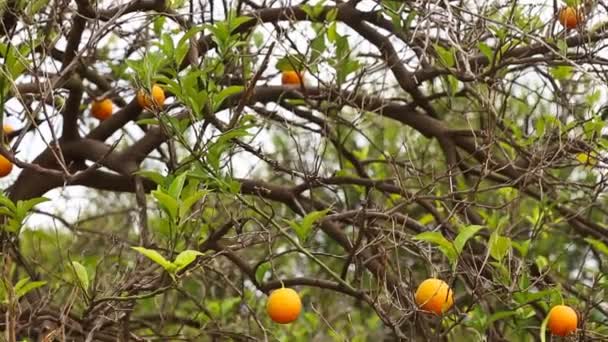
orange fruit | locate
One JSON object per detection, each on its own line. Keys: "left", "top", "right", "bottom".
{"left": 266, "top": 287, "right": 302, "bottom": 324}
{"left": 547, "top": 305, "right": 578, "bottom": 336}
{"left": 136, "top": 84, "right": 165, "bottom": 110}
{"left": 3, "top": 124, "right": 13, "bottom": 134}
{"left": 91, "top": 98, "right": 113, "bottom": 121}
{"left": 558, "top": 7, "right": 582, "bottom": 29}
{"left": 0, "top": 154, "right": 13, "bottom": 177}
{"left": 414, "top": 278, "right": 454, "bottom": 315}
{"left": 3, "top": 124, "right": 13, "bottom": 143}
{"left": 281, "top": 71, "right": 303, "bottom": 86}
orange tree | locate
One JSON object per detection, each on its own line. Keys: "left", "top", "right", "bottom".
{"left": 1, "top": 0, "right": 608, "bottom": 340}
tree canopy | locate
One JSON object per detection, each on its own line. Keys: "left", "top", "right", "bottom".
{"left": 1, "top": 0, "right": 608, "bottom": 341}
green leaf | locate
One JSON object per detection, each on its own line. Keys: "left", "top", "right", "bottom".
{"left": 327, "top": 22, "right": 337, "bottom": 43}
{"left": 585, "top": 238, "right": 608, "bottom": 256}
{"left": 16, "top": 197, "right": 49, "bottom": 218}
{"left": 0, "top": 194, "right": 17, "bottom": 212}
{"left": 152, "top": 190, "right": 179, "bottom": 219}
{"left": 478, "top": 42, "right": 494, "bottom": 62}
{"left": 175, "top": 26, "right": 205, "bottom": 65}
{"left": 535, "top": 255, "right": 549, "bottom": 271}
{"left": 514, "top": 289, "right": 555, "bottom": 305}
{"left": 14, "top": 277, "right": 46, "bottom": 299}
{"left": 227, "top": 15, "right": 252, "bottom": 32}
{"left": 512, "top": 239, "right": 531, "bottom": 257}
{"left": 489, "top": 232, "right": 511, "bottom": 262}
{"left": 69, "top": 261, "right": 89, "bottom": 293}
{"left": 326, "top": 8, "right": 338, "bottom": 21}
{"left": 179, "top": 190, "right": 207, "bottom": 221}
{"left": 540, "top": 310, "right": 549, "bottom": 342}
{"left": 310, "top": 34, "right": 326, "bottom": 67}
{"left": 135, "top": 118, "right": 160, "bottom": 125}
{"left": 255, "top": 262, "right": 270, "bottom": 284}
{"left": 132, "top": 246, "right": 176, "bottom": 273}
{"left": 27, "top": 0, "right": 48, "bottom": 15}
{"left": 435, "top": 44, "right": 455, "bottom": 68}
{"left": 289, "top": 209, "right": 330, "bottom": 242}
{"left": 488, "top": 310, "right": 518, "bottom": 325}
{"left": 276, "top": 54, "right": 306, "bottom": 72}
{"left": 168, "top": 172, "right": 188, "bottom": 199}
{"left": 206, "top": 128, "right": 251, "bottom": 171}
{"left": 213, "top": 85, "right": 244, "bottom": 112}
{"left": 173, "top": 250, "right": 204, "bottom": 272}
{"left": 134, "top": 170, "right": 165, "bottom": 186}
{"left": 413, "top": 231, "right": 457, "bottom": 264}
{"left": 550, "top": 66, "right": 573, "bottom": 80}
{"left": 557, "top": 39, "right": 568, "bottom": 55}
{"left": 454, "top": 225, "right": 484, "bottom": 254}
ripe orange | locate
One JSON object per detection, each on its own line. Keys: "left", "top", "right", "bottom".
{"left": 0, "top": 154, "right": 13, "bottom": 177}
{"left": 414, "top": 278, "right": 454, "bottom": 315}
{"left": 3, "top": 124, "right": 13, "bottom": 134}
{"left": 266, "top": 287, "right": 302, "bottom": 324}
{"left": 136, "top": 84, "right": 165, "bottom": 110}
{"left": 281, "top": 71, "right": 303, "bottom": 86}
{"left": 558, "top": 7, "right": 582, "bottom": 29}
{"left": 547, "top": 305, "right": 578, "bottom": 336}
{"left": 3, "top": 124, "right": 13, "bottom": 143}
{"left": 91, "top": 98, "right": 113, "bottom": 121}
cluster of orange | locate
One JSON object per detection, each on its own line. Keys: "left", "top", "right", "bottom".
{"left": 91, "top": 84, "right": 166, "bottom": 121}
{"left": 267, "top": 279, "right": 577, "bottom": 337}
{"left": 414, "top": 278, "right": 577, "bottom": 337}
{"left": 0, "top": 85, "right": 167, "bottom": 179}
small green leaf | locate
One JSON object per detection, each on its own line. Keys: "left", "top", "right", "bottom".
{"left": 454, "top": 225, "right": 484, "bottom": 254}
{"left": 0, "top": 195, "right": 17, "bottom": 212}
{"left": 413, "top": 231, "right": 457, "bottom": 264}
{"left": 255, "top": 262, "right": 270, "bottom": 284}
{"left": 152, "top": 190, "right": 179, "bottom": 219}
{"left": 535, "top": 255, "right": 549, "bottom": 271}
{"left": 14, "top": 277, "right": 46, "bottom": 299}
{"left": 478, "top": 42, "right": 494, "bottom": 62}
{"left": 550, "top": 66, "right": 573, "bottom": 80}
{"left": 585, "top": 238, "right": 608, "bottom": 256}
{"left": 173, "top": 250, "right": 204, "bottom": 272}
{"left": 434, "top": 44, "right": 455, "bottom": 68}
{"left": 289, "top": 209, "right": 330, "bottom": 242}
{"left": 512, "top": 239, "right": 531, "bottom": 257}
{"left": 16, "top": 197, "right": 49, "bottom": 218}
{"left": 134, "top": 170, "right": 165, "bottom": 186}
{"left": 227, "top": 15, "right": 252, "bottom": 32}
{"left": 168, "top": 172, "right": 188, "bottom": 199}
{"left": 69, "top": 261, "right": 89, "bottom": 293}
{"left": 326, "top": 8, "right": 338, "bottom": 21}
{"left": 132, "top": 246, "right": 176, "bottom": 272}
{"left": 488, "top": 310, "right": 518, "bottom": 325}
{"left": 489, "top": 232, "right": 511, "bottom": 262}
{"left": 300, "top": 209, "right": 330, "bottom": 234}
{"left": 135, "top": 118, "right": 160, "bottom": 125}
{"left": 179, "top": 190, "right": 207, "bottom": 221}
{"left": 27, "top": 0, "right": 48, "bottom": 15}
{"left": 175, "top": 26, "right": 205, "bottom": 65}
{"left": 540, "top": 310, "right": 549, "bottom": 342}
{"left": 213, "top": 85, "right": 244, "bottom": 111}
{"left": 557, "top": 39, "right": 568, "bottom": 55}
{"left": 276, "top": 54, "right": 306, "bottom": 72}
